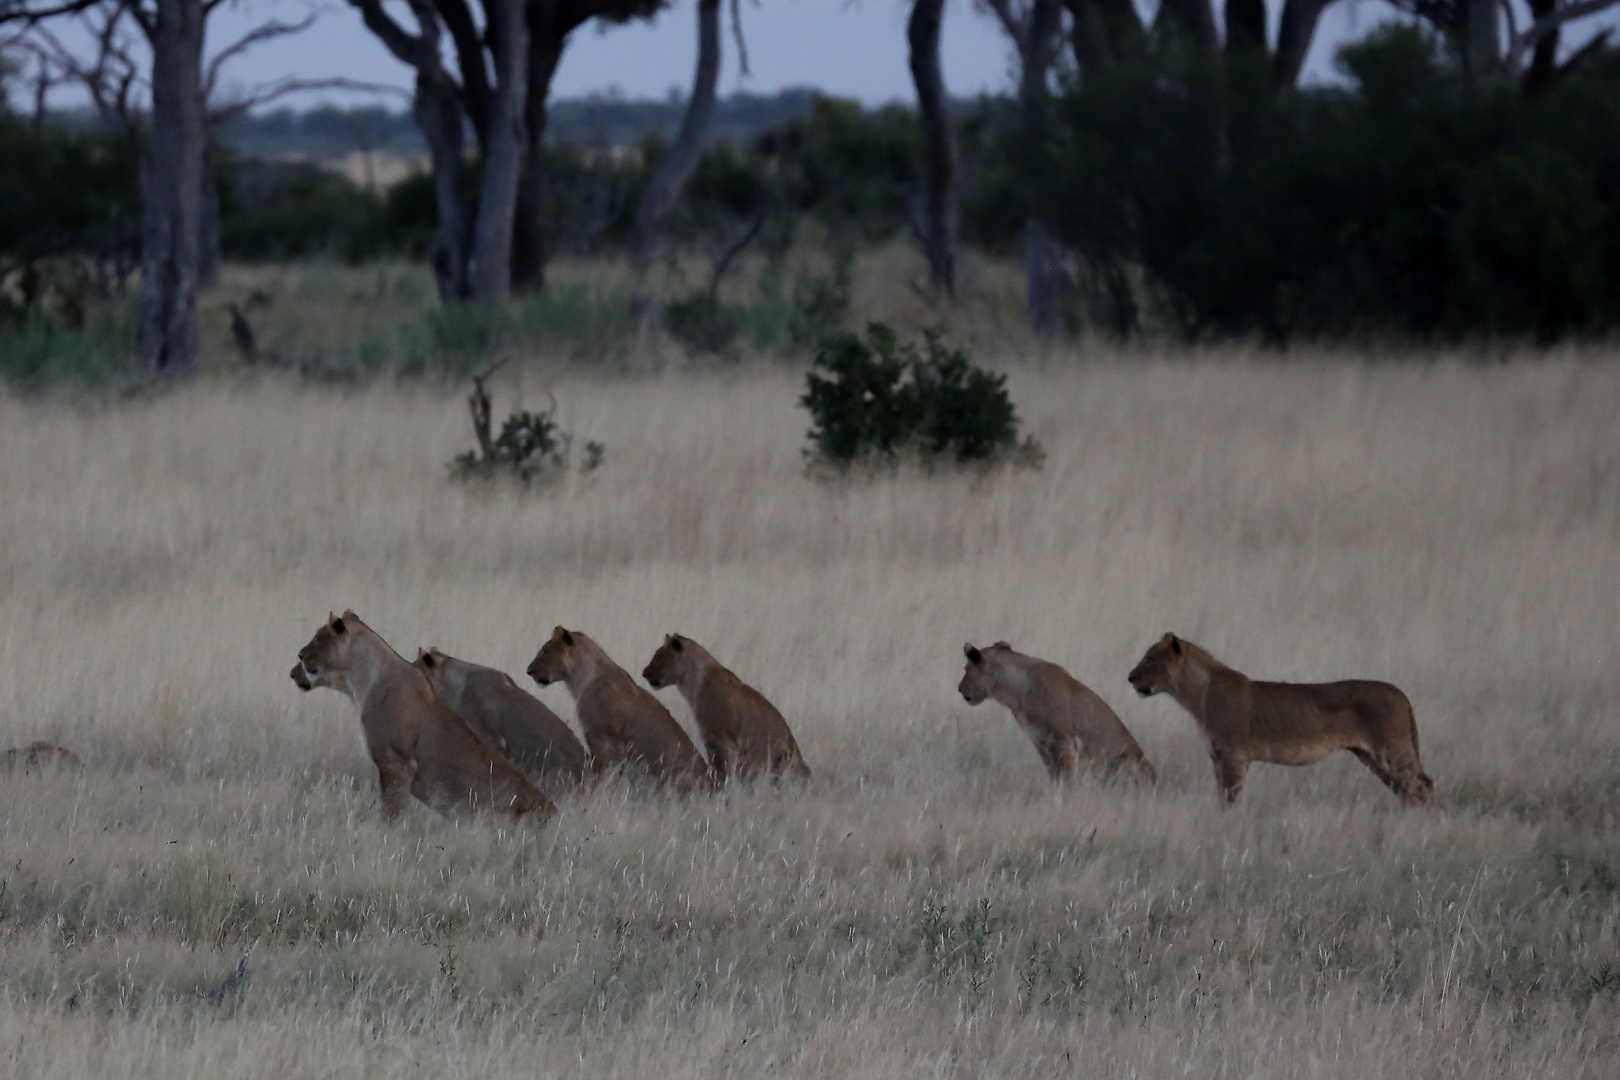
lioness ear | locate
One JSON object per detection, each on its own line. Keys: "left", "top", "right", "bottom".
{"left": 993, "top": 640, "right": 1011, "bottom": 650}
{"left": 964, "top": 643, "right": 983, "bottom": 664}
{"left": 415, "top": 647, "right": 426, "bottom": 660}
{"left": 669, "top": 635, "right": 683, "bottom": 652}
{"left": 560, "top": 629, "right": 575, "bottom": 647}
{"left": 342, "top": 609, "right": 359, "bottom": 622}
{"left": 1169, "top": 635, "right": 1182, "bottom": 656}
{"left": 331, "top": 616, "right": 346, "bottom": 634}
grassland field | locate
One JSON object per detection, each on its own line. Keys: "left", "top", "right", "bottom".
{"left": 1, "top": 313, "right": 1618, "bottom": 1077}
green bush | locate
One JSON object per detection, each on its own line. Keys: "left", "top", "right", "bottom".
{"left": 450, "top": 403, "right": 604, "bottom": 487}
{"left": 801, "top": 323, "right": 1041, "bottom": 470}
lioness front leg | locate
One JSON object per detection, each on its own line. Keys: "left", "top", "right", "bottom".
{"left": 1211, "top": 749, "right": 1249, "bottom": 805}
{"left": 375, "top": 756, "right": 416, "bottom": 822}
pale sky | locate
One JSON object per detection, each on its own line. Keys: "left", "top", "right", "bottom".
{"left": 26, "top": 0, "right": 1620, "bottom": 114}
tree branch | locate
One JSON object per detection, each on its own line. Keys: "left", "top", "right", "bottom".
{"left": 204, "top": 13, "right": 318, "bottom": 101}
{"left": 1508, "top": 0, "right": 1620, "bottom": 67}
{"left": 208, "top": 77, "right": 411, "bottom": 123}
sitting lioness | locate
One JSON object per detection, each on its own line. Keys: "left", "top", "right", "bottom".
{"left": 413, "top": 646, "right": 587, "bottom": 796}
{"left": 1127, "top": 633, "right": 1433, "bottom": 805}
{"left": 959, "top": 642, "right": 1156, "bottom": 783}
{"left": 642, "top": 634, "right": 811, "bottom": 784}
{"left": 527, "top": 626, "right": 711, "bottom": 793}
{"left": 294, "top": 611, "right": 554, "bottom": 823}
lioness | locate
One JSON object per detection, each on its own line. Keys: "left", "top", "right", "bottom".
{"left": 294, "top": 611, "right": 554, "bottom": 823}
{"left": 642, "top": 634, "right": 811, "bottom": 784}
{"left": 527, "top": 627, "right": 711, "bottom": 792}
{"left": 413, "top": 646, "right": 587, "bottom": 795}
{"left": 1127, "top": 633, "right": 1433, "bottom": 805}
{"left": 1, "top": 741, "right": 83, "bottom": 772}
{"left": 959, "top": 642, "right": 1156, "bottom": 783}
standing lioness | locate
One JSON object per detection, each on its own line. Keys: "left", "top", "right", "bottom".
{"left": 642, "top": 634, "right": 811, "bottom": 784}
{"left": 414, "top": 647, "right": 587, "bottom": 797}
{"left": 295, "top": 611, "right": 554, "bottom": 823}
{"left": 960, "top": 642, "right": 1155, "bottom": 783}
{"left": 527, "top": 627, "right": 711, "bottom": 793}
{"left": 1127, "top": 633, "right": 1433, "bottom": 805}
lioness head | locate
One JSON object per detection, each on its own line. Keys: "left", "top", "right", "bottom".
{"left": 1128, "top": 633, "right": 1184, "bottom": 697}
{"left": 642, "top": 634, "right": 689, "bottom": 689}
{"left": 297, "top": 611, "right": 360, "bottom": 688}
{"left": 526, "top": 626, "right": 578, "bottom": 686}
{"left": 958, "top": 641, "right": 1012, "bottom": 705}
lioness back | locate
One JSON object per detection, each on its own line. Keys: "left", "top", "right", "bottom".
{"left": 415, "top": 647, "right": 587, "bottom": 796}
{"left": 1128, "top": 633, "right": 1432, "bottom": 805}
{"left": 643, "top": 634, "right": 811, "bottom": 784}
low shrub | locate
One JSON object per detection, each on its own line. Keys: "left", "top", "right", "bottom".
{"left": 801, "top": 322, "right": 1042, "bottom": 470}
{"left": 448, "top": 371, "right": 604, "bottom": 487}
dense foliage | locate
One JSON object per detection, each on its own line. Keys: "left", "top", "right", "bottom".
{"left": 802, "top": 323, "right": 1039, "bottom": 469}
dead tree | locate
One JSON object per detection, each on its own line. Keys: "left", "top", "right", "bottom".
{"left": 471, "top": 0, "right": 529, "bottom": 302}
{"left": 908, "top": 0, "right": 955, "bottom": 298}
{"left": 984, "top": 0, "right": 1063, "bottom": 334}
{"left": 628, "top": 0, "right": 722, "bottom": 300}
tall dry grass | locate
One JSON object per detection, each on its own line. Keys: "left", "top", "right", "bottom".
{"left": 2, "top": 349, "right": 1618, "bottom": 1078}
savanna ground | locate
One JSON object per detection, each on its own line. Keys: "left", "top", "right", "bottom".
{"left": 2, "top": 278, "right": 1619, "bottom": 1076}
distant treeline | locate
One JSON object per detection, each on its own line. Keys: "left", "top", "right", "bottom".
{"left": 8, "top": 30, "right": 1620, "bottom": 343}
{"left": 210, "top": 89, "right": 830, "bottom": 160}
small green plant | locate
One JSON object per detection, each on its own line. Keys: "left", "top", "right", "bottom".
{"left": 801, "top": 323, "right": 1043, "bottom": 470}
{"left": 449, "top": 363, "right": 603, "bottom": 486}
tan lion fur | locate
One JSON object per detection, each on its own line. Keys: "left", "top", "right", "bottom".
{"left": 642, "top": 634, "right": 811, "bottom": 784}
{"left": 527, "top": 627, "right": 711, "bottom": 793}
{"left": 959, "top": 642, "right": 1155, "bottom": 784}
{"left": 294, "top": 611, "right": 554, "bottom": 823}
{"left": 414, "top": 647, "right": 587, "bottom": 797}
{"left": 1127, "top": 633, "right": 1433, "bottom": 805}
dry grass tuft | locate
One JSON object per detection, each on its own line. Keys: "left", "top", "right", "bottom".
{"left": 2, "top": 348, "right": 1618, "bottom": 1077}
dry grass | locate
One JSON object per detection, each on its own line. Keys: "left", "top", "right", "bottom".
{"left": 2, "top": 347, "right": 1619, "bottom": 1078}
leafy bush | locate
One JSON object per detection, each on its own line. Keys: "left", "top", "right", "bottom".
{"left": 801, "top": 323, "right": 1041, "bottom": 470}
{"left": 449, "top": 381, "right": 604, "bottom": 487}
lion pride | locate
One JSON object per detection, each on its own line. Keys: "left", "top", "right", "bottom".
{"left": 959, "top": 642, "right": 1155, "bottom": 783}
{"left": 1128, "top": 633, "right": 1433, "bottom": 805}
{"left": 642, "top": 634, "right": 811, "bottom": 784}
{"left": 527, "top": 626, "right": 711, "bottom": 792}
{"left": 414, "top": 646, "right": 587, "bottom": 797}
{"left": 294, "top": 611, "right": 554, "bottom": 823}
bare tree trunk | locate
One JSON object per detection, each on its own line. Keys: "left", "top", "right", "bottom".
{"left": 1463, "top": 0, "right": 1501, "bottom": 79}
{"left": 1224, "top": 0, "right": 1266, "bottom": 56}
{"left": 415, "top": 68, "right": 472, "bottom": 301}
{"left": 1018, "top": 0, "right": 1062, "bottom": 335}
{"left": 198, "top": 155, "right": 221, "bottom": 290}
{"left": 1273, "top": 0, "right": 1328, "bottom": 92}
{"left": 1521, "top": 0, "right": 1561, "bottom": 97}
{"left": 629, "top": 0, "right": 722, "bottom": 293}
{"left": 137, "top": 0, "right": 207, "bottom": 377}
{"left": 1156, "top": 0, "right": 1220, "bottom": 54}
{"left": 908, "top": 0, "right": 955, "bottom": 298}
{"left": 1063, "top": 0, "right": 1146, "bottom": 74}
{"left": 471, "top": 0, "right": 529, "bottom": 302}
{"left": 511, "top": 11, "right": 566, "bottom": 296}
